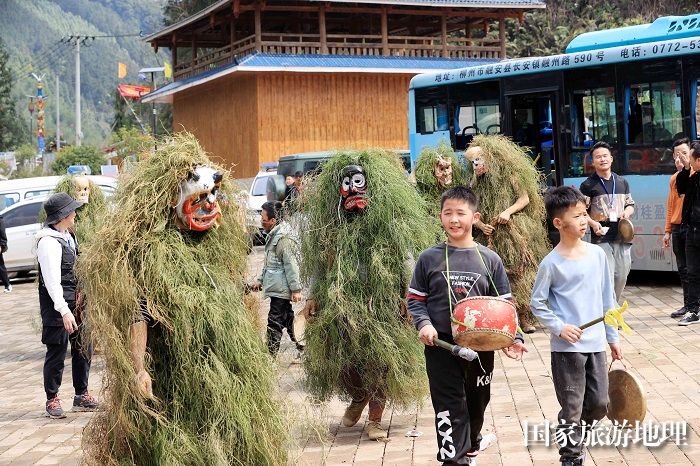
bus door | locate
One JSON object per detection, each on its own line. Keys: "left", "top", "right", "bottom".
{"left": 507, "top": 93, "right": 557, "bottom": 186}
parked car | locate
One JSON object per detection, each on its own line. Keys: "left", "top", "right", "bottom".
{"left": 0, "top": 175, "right": 117, "bottom": 210}
{"left": 0, "top": 177, "right": 118, "bottom": 276}
{"left": 0, "top": 195, "right": 47, "bottom": 276}
{"left": 267, "top": 150, "right": 412, "bottom": 201}
{"left": 246, "top": 163, "right": 278, "bottom": 243}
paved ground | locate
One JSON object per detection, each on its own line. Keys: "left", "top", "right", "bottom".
{"left": 2, "top": 252, "right": 700, "bottom": 465}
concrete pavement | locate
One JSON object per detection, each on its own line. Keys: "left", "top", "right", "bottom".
{"left": 2, "top": 257, "right": 700, "bottom": 465}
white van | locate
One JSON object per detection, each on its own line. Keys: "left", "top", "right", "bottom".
{"left": 0, "top": 175, "right": 118, "bottom": 209}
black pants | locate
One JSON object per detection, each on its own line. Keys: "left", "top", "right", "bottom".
{"left": 685, "top": 224, "right": 700, "bottom": 313}
{"left": 42, "top": 325, "right": 92, "bottom": 400}
{"left": 425, "top": 340, "right": 494, "bottom": 465}
{"left": 266, "top": 297, "right": 301, "bottom": 355}
{"left": 0, "top": 253, "right": 9, "bottom": 289}
{"left": 672, "top": 224, "right": 689, "bottom": 309}
{"left": 551, "top": 352, "right": 608, "bottom": 461}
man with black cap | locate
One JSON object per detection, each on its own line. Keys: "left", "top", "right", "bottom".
{"left": 36, "top": 192, "right": 98, "bottom": 418}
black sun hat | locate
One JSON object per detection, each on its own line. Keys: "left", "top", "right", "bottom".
{"left": 43, "top": 192, "right": 84, "bottom": 226}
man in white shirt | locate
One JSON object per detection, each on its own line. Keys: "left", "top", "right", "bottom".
{"left": 36, "top": 192, "right": 97, "bottom": 419}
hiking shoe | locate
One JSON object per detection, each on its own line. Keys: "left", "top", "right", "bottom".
{"left": 45, "top": 396, "right": 66, "bottom": 419}
{"left": 341, "top": 398, "right": 369, "bottom": 427}
{"left": 73, "top": 392, "right": 99, "bottom": 412}
{"left": 366, "top": 421, "right": 388, "bottom": 440}
{"left": 479, "top": 432, "right": 497, "bottom": 451}
{"left": 678, "top": 312, "right": 700, "bottom": 326}
{"left": 671, "top": 307, "right": 687, "bottom": 318}
{"left": 3, "top": 285, "right": 11, "bottom": 293}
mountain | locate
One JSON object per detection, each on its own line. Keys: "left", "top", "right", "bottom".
{"left": 0, "top": 0, "right": 169, "bottom": 147}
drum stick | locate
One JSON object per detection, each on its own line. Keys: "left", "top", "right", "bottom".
{"left": 579, "top": 316, "right": 604, "bottom": 330}
{"left": 433, "top": 338, "right": 478, "bottom": 361}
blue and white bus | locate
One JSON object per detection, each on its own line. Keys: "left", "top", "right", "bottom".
{"left": 408, "top": 13, "right": 700, "bottom": 272}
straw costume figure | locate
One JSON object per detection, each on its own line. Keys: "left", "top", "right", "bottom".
{"left": 414, "top": 141, "right": 468, "bottom": 218}
{"left": 78, "top": 134, "right": 286, "bottom": 465}
{"left": 299, "top": 149, "right": 436, "bottom": 440}
{"left": 39, "top": 175, "right": 107, "bottom": 245}
{"left": 465, "top": 134, "right": 550, "bottom": 333}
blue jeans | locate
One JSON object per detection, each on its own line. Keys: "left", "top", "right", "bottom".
{"left": 685, "top": 224, "right": 700, "bottom": 313}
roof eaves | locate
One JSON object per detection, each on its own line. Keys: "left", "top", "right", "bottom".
{"left": 143, "top": 0, "right": 230, "bottom": 43}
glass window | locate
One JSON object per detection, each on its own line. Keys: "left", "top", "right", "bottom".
{"left": 0, "top": 192, "right": 20, "bottom": 209}
{"left": 696, "top": 80, "right": 700, "bottom": 140}
{"left": 567, "top": 87, "right": 617, "bottom": 178}
{"left": 571, "top": 87, "right": 617, "bottom": 148}
{"left": 25, "top": 189, "right": 52, "bottom": 199}
{"left": 626, "top": 81, "right": 682, "bottom": 145}
{"left": 251, "top": 176, "right": 270, "bottom": 196}
{"left": 456, "top": 100, "right": 500, "bottom": 135}
{"left": 415, "top": 86, "right": 449, "bottom": 135}
{"left": 3, "top": 202, "right": 42, "bottom": 229}
{"left": 623, "top": 81, "right": 681, "bottom": 175}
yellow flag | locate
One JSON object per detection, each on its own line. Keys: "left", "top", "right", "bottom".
{"left": 118, "top": 62, "right": 127, "bottom": 79}
{"left": 164, "top": 62, "right": 172, "bottom": 79}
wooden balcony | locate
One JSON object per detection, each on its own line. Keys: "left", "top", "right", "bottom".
{"left": 173, "top": 33, "right": 503, "bottom": 80}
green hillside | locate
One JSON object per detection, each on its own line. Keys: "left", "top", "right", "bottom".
{"left": 0, "top": 0, "right": 168, "bottom": 147}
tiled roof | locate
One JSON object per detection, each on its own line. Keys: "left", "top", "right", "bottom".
{"left": 142, "top": 53, "right": 499, "bottom": 103}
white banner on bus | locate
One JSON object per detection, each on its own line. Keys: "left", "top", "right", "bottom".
{"left": 410, "top": 36, "right": 700, "bottom": 89}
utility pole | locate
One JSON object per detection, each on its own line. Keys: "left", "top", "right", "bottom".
{"left": 139, "top": 67, "right": 164, "bottom": 142}
{"left": 61, "top": 36, "right": 94, "bottom": 146}
{"left": 75, "top": 38, "right": 81, "bottom": 146}
{"left": 56, "top": 75, "right": 60, "bottom": 151}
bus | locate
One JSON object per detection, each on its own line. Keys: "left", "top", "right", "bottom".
{"left": 408, "top": 12, "right": 700, "bottom": 272}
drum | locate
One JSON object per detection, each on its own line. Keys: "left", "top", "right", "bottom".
{"left": 608, "top": 361, "right": 647, "bottom": 424}
{"left": 451, "top": 296, "right": 517, "bottom": 351}
{"left": 618, "top": 218, "right": 635, "bottom": 242}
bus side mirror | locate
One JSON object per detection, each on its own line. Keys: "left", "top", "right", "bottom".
{"left": 266, "top": 174, "right": 287, "bottom": 201}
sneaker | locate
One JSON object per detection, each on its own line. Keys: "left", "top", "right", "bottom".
{"left": 465, "top": 456, "right": 477, "bottom": 465}
{"left": 73, "top": 392, "right": 99, "bottom": 412}
{"left": 45, "top": 396, "right": 66, "bottom": 419}
{"left": 670, "top": 307, "right": 687, "bottom": 318}
{"left": 479, "top": 432, "right": 497, "bottom": 451}
{"left": 366, "top": 421, "right": 388, "bottom": 440}
{"left": 341, "top": 397, "right": 369, "bottom": 427}
{"left": 678, "top": 312, "right": 700, "bottom": 326}
{"left": 3, "top": 285, "right": 11, "bottom": 293}
{"left": 561, "top": 458, "right": 584, "bottom": 466}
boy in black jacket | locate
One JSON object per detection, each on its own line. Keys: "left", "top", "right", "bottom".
{"left": 408, "top": 186, "right": 527, "bottom": 465}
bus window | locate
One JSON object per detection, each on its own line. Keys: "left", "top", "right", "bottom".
{"left": 453, "top": 100, "right": 500, "bottom": 150}
{"left": 568, "top": 87, "right": 617, "bottom": 177}
{"left": 626, "top": 82, "right": 681, "bottom": 145}
{"left": 624, "top": 81, "right": 681, "bottom": 174}
{"left": 571, "top": 87, "right": 617, "bottom": 148}
{"left": 415, "top": 86, "right": 448, "bottom": 135}
{"left": 696, "top": 80, "right": 700, "bottom": 140}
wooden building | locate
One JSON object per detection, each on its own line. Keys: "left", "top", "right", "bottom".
{"left": 143, "top": 0, "right": 544, "bottom": 177}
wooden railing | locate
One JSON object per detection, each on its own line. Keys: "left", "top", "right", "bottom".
{"left": 174, "top": 33, "right": 503, "bottom": 79}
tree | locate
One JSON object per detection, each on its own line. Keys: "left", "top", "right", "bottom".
{"left": 110, "top": 126, "right": 154, "bottom": 161}
{"left": 0, "top": 37, "right": 28, "bottom": 150}
{"left": 10, "top": 143, "right": 43, "bottom": 179}
{"left": 51, "top": 145, "right": 106, "bottom": 175}
{"left": 163, "top": 0, "right": 218, "bottom": 25}
{"left": 507, "top": 0, "right": 698, "bottom": 58}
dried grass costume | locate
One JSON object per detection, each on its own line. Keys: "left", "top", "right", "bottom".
{"left": 78, "top": 134, "right": 286, "bottom": 465}
{"left": 299, "top": 149, "right": 436, "bottom": 435}
{"left": 465, "top": 134, "right": 550, "bottom": 331}
{"left": 415, "top": 142, "right": 468, "bottom": 218}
